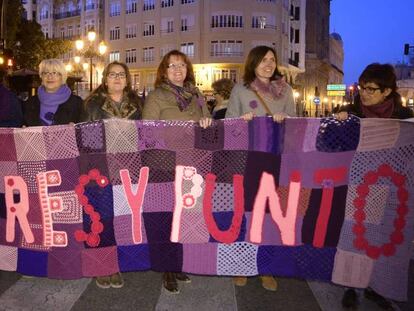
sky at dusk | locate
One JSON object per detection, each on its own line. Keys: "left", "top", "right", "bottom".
{"left": 330, "top": 0, "right": 414, "bottom": 85}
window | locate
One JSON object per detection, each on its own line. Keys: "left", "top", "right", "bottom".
{"left": 161, "top": 0, "right": 174, "bottom": 8}
{"left": 181, "top": 0, "right": 194, "bottom": 3}
{"left": 40, "top": 4, "right": 49, "bottom": 20}
{"left": 67, "top": 25, "right": 73, "bottom": 38}
{"left": 60, "top": 27, "right": 65, "bottom": 39}
{"left": 85, "top": 0, "right": 97, "bottom": 10}
{"left": 110, "top": 1, "right": 121, "bottom": 17}
{"left": 126, "top": 0, "right": 137, "bottom": 14}
{"left": 181, "top": 15, "right": 195, "bottom": 31}
{"left": 210, "top": 40, "right": 243, "bottom": 57}
{"left": 143, "top": 23, "right": 155, "bottom": 36}
{"left": 252, "top": 14, "right": 276, "bottom": 29}
{"left": 212, "top": 69, "right": 238, "bottom": 83}
{"left": 143, "top": 0, "right": 155, "bottom": 11}
{"left": 125, "top": 48, "right": 137, "bottom": 63}
{"left": 180, "top": 42, "right": 194, "bottom": 57}
{"left": 126, "top": 24, "right": 137, "bottom": 39}
{"left": 143, "top": 47, "right": 155, "bottom": 62}
{"left": 109, "top": 51, "right": 120, "bottom": 62}
{"left": 160, "top": 45, "right": 175, "bottom": 58}
{"left": 181, "top": 18, "right": 188, "bottom": 31}
{"left": 211, "top": 14, "right": 243, "bottom": 28}
{"left": 295, "top": 29, "right": 300, "bottom": 44}
{"left": 110, "top": 27, "right": 121, "bottom": 40}
{"left": 161, "top": 18, "right": 174, "bottom": 33}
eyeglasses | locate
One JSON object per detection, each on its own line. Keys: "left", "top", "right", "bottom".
{"left": 107, "top": 72, "right": 127, "bottom": 79}
{"left": 358, "top": 85, "right": 381, "bottom": 95}
{"left": 167, "top": 63, "right": 187, "bottom": 70}
{"left": 41, "top": 72, "right": 61, "bottom": 78}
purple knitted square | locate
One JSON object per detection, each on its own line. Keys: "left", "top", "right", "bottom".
{"left": 136, "top": 120, "right": 168, "bottom": 150}
{"left": 140, "top": 149, "right": 176, "bottom": 183}
{"left": 223, "top": 118, "right": 249, "bottom": 150}
{"left": 143, "top": 212, "right": 173, "bottom": 243}
{"left": 117, "top": 244, "right": 151, "bottom": 272}
{"left": 244, "top": 151, "right": 281, "bottom": 212}
{"left": 142, "top": 182, "right": 174, "bottom": 213}
{"left": 81, "top": 246, "right": 119, "bottom": 277}
{"left": 395, "top": 121, "right": 414, "bottom": 148}
{"left": 279, "top": 150, "right": 354, "bottom": 188}
{"left": 183, "top": 243, "right": 218, "bottom": 275}
{"left": 46, "top": 158, "right": 80, "bottom": 193}
{"left": 17, "top": 248, "right": 48, "bottom": 277}
{"left": 211, "top": 150, "right": 248, "bottom": 183}
{"left": 194, "top": 121, "right": 224, "bottom": 151}
{"left": 283, "top": 118, "right": 308, "bottom": 153}
{"left": 114, "top": 214, "right": 148, "bottom": 245}
{"left": 0, "top": 218, "right": 22, "bottom": 247}
{"left": 78, "top": 153, "right": 109, "bottom": 178}
{"left": 43, "top": 125, "right": 79, "bottom": 160}
{"left": 0, "top": 129, "right": 17, "bottom": 161}
{"left": 248, "top": 116, "right": 284, "bottom": 154}
{"left": 47, "top": 248, "right": 82, "bottom": 279}
{"left": 107, "top": 152, "right": 142, "bottom": 185}
{"left": 176, "top": 149, "right": 213, "bottom": 177}
{"left": 257, "top": 245, "right": 335, "bottom": 281}
{"left": 244, "top": 212, "right": 304, "bottom": 246}
{"left": 75, "top": 120, "right": 106, "bottom": 153}
{"left": 53, "top": 223, "right": 85, "bottom": 250}
{"left": 148, "top": 242, "right": 183, "bottom": 272}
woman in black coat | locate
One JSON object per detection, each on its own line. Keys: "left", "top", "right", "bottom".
{"left": 24, "top": 58, "right": 83, "bottom": 126}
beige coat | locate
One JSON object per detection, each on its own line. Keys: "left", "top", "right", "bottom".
{"left": 143, "top": 87, "right": 210, "bottom": 121}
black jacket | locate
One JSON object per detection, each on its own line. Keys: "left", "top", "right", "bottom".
{"left": 24, "top": 94, "right": 84, "bottom": 126}
{"left": 0, "top": 84, "right": 23, "bottom": 127}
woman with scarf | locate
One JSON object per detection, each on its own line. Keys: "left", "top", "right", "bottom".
{"left": 226, "top": 45, "right": 295, "bottom": 292}
{"left": 143, "top": 50, "right": 211, "bottom": 294}
{"left": 335, "top": 63, "right": 412, "bottom": 311}
{"left": 83, "top": 61, "right": 143, "bottom": 289}
{"left": 24, "top": 59, "right": 83, "bottom": 126}
{"left": 226, "top": 45, "right": 295, "bottom": 123}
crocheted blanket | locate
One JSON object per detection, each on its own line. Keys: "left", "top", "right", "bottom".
{"left": 0, "top": 116, "right": 413, "bottom": 301}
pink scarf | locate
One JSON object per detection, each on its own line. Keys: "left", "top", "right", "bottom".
{"left": 249, "top": 78, "right": 287, "bottom": 102}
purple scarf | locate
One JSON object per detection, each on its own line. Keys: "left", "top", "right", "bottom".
{"left": 249, "top": 78, "right": 287, "bottom": 102}
{"left": 361, "top": 98, "right": 395, "bottom": 118}
{"left": 160, "top": 81, "right": 204, "bottom": 111}
{"left": 38, "top": 85, "right": 72, "bottom": 125}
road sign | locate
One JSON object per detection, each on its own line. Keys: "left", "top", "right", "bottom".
{"left": 327, "top": 90, "right": 346, "bottom": 97}
{"left": 313, "top": 97, "right": 320, "bottom": 104}
{"left": 327, "top": 84, "right": 346, "bottom": 91}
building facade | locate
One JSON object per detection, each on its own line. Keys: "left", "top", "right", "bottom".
{"left": 28, "top": 0, "right": 306, "bottom": 94}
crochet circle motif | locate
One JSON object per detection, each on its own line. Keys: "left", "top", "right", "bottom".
{"left": 74, "top": 168, "right": 108, "bottom": 247}
{"left": 352, "top": 164, "right": 408, "bottom": 259}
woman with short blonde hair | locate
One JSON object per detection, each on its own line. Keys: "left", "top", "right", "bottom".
{"left": 24, "top": 58, "right": 83, "bottom": 126}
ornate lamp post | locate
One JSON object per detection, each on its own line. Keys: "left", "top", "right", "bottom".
{"left": 75, "top": 30, "right": 107, "bottom": 92}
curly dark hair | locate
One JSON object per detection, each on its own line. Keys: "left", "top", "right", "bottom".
{"left": 243, "top": 45, "right": 282, "bottom": 86}
{"left": 211, "top": 78, "right": 235, "bottom": 100}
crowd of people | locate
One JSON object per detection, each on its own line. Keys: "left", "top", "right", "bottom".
{"left": 0, "top": 45, "right": 412, "bottom": 310}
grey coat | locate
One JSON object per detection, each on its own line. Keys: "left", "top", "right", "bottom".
{"left": 225, "top": 83, "right": 296, "bottom": 118}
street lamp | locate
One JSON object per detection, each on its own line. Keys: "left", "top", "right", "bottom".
{"left": 75, "top": 30, "right": 107, "bottom": 92}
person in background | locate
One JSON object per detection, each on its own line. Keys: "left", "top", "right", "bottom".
{"left": 143, "top": 50, "right": 211, "bottom": 294}
{"left": 335, "top": 63, "right": 413, "bottom": 311}
{"left": 0, "top": 69, "right": 23, "bottom": 127}
{"left": 24, "top": 59, "right": 83, "bottom": 126}
{"left": 83, "top": 61, "right": 143, "bottom": 289}
{"left": 211, "top": 78, "right": 234, "bottom": 120}
{"left": 226, "top": 45, "right": 295, "bottom": 291}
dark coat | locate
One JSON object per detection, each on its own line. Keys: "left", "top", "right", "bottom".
{"left": 24, "top": 94, "right": 84, "bottom": 126}
{"left": 340, "top": 96, "right": 413, "bottom": 120}
{"left": 0, "top": 84, "right": 23, "bottom": 127}
{"left": 82, "top": 93, "right": 143, "bottom": 121}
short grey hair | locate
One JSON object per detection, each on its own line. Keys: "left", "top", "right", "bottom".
{"left": 38, "top": 58, "right": 67, "bottom": 84}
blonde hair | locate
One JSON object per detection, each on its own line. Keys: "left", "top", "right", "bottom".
{"left": 38, "top": 58, "right": 67, "bottom": 84}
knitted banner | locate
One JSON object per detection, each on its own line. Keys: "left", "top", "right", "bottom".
{"left": 0, "top": 116, "right": 413, "bottom": 301}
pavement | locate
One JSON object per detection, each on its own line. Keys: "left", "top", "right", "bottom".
{"left": 0, "top": 259, "right": 412, "bottom": 311}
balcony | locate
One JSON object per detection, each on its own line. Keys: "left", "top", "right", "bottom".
{"left": 85, "top": 4, "right": 102, "bottom": 11}
{"left": 210, "top": 51, "right": 243, "bottom": 57}
{"left": 54, "top": 9, "right": 81, "bottom": 20}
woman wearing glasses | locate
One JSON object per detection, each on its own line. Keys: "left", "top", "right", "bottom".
{"left": 335, "top": 63, "right": 413, "bottom": 121}
{"left": 335, "top": 63, "right": 412, "bottom": 310}
{"left": 143, "top": 50, "right": 211, "bottom": 294}
{"left": 24, "top": 58, "right": 83, "bottom": 126}
{"left": 83, "top": 61, "right": 143, "bottom": 289}
{"left": 83, "top": 61, "right": 142, "bottom": 121}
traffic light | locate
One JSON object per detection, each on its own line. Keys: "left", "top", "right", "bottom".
{"left": 404, "top": 44, "right": 410, "bottom": 55}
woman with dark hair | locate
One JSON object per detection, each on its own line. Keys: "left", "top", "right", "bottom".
{"left": 211, "top": 78, "right": 234, "bottom": 119}
{"left": 143, "top": 50, "right": 211, "bottom": 294}
{"left": 335, "top": 63, "right": 412, "bottom": 310}
{"left": 226, "top": 45, "right": 295, "bottom": 122}
{"left": 83, "top": 61, "right": 142, "bottom": 121}
{"left": 335, "top": 63, "right": 413, "bottom": 120}
{"left": 226, "top": 46, "right": 295, "bottom": 292}
{"left": 83, "top": 61, "right": 143, "bottom": 289}
{"left": 24, "top": 58, "right": 83, "bottom": 126}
